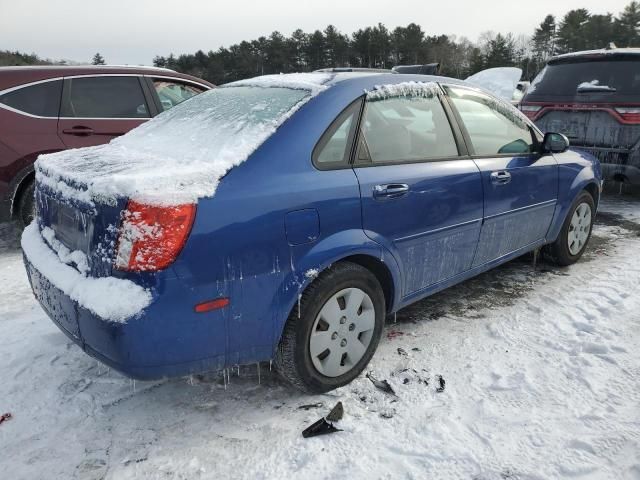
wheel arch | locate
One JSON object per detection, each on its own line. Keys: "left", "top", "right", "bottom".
{"left": 547, "top": 173, "right": 601, "bottom": 243}
{"left": 273, "top": 234, "right": 403, "bottom": 354}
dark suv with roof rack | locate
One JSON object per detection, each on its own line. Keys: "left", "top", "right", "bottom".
{"left": 520, "top": 47, "right": 640, "bottom": 185}
{"left": 0, "top": 65, "right": 213, "bottom": 224}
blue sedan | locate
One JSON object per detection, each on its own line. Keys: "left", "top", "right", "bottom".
{"left": 23, "top": 72, "right": 602, "bottom": 393}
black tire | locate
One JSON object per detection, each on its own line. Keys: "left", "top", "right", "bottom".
{"left": 545, "top": 191, "right": 595, "bottom": 266}
{"left": 17, "top": 180, "right": 35, "bottom": 227}
{"left": 275, "top": 262, "right": 386, "bottom": 393}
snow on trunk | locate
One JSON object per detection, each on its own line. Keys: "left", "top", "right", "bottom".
{"left": 21, "top": 223, "right": 152, "bottom": 322}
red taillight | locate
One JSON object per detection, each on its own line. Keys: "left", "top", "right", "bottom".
{"left": 520, "top": 104, "right": 542, "bottom": 120}
{"left": 194, "top": 297, "right": 230, "bottom": 313}
{"left": 115, "top": 201, "right": 196, "bottom": 272}
{"left": 614, "top": 107, "right": 640, "bottom": 124}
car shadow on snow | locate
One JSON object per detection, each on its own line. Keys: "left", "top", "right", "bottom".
{"left": 0, "top": 221, "right": 21, "bottom": 254}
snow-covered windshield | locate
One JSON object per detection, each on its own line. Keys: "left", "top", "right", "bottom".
{"left": 36, "top": 84, "right": 314, "bottom": 205}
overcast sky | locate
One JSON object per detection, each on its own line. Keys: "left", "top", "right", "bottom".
{"left": 0, "top": 0, "right": 632, "bottom": 65}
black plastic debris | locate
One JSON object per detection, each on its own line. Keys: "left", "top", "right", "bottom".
{"left": 0, "top": 413, "right": 12, "bottom": 425}
{"left": 298, "top": 402, "right": 323, "bottom": 410}
{"left": 302, "top": 417, "right": 342, "bottom": 438}
{"left": 397, "top": 347, "right": 408, "bottom": 356}
{"left": 436, "top": 375, "right": 445, "bottom": 392}
{"left": 403, "top": 378, "right": 410, "bottom": 384}
{"left": 411, "top": 347, "right": 421, "bottom": 352}
{"left": 366, "top": 372, "right": 396, "bottom": 396}
{"left": 326, "top": 401, "right": 344, "bottom": 422}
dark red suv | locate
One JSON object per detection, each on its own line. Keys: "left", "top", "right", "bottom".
{"left": 0, "top": 66, "right": 213, "bottom": 224}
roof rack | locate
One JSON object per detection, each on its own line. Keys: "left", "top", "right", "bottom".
{"left": 314, "top": 67, "right": 393, "bottom": 73}
{"left": 93, "top": 64, "right": 177, "bottom": 72}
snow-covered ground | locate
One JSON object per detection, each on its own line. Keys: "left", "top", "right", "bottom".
{"left": 1, "top": 194, "right": 639, "bottom": 480}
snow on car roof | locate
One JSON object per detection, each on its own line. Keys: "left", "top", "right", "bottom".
{"left": 228, "top": 72, "right": 332, "bottom": 94}
{"left": 365, "top": 81, "right": 440, "bottom": 100}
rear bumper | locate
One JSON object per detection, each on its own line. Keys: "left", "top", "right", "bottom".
{"left": 574, "top": 146, "right": 640, "bottom": 184}
{"left": 24, "top": 255, "right": 226, "bottom": 379}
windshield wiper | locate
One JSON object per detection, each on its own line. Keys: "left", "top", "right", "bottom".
{"left": 577, "top": 84, "right": 617, "bottom": 93}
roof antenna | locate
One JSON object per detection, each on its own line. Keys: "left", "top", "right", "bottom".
{"left": 606, "top": 42, "right": 617, "bottom": 50}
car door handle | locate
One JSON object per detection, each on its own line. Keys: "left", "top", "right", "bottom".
{"left": 490, "top": 171, "right": 511, "bottom": 185}
{"left": 62, "top": 126, "right": 94, "bottom": 136}
{"left": 373, "top": 183, "right": 409, "bottom": 198}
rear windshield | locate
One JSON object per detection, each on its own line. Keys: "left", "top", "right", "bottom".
{"left": 116, "top": 85, "right": 309, "bottom": 160}
{"left": 526, "top": 58, "right": 640, "bottom": 102}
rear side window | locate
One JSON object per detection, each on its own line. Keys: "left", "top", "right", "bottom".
{"left": 357, "top": 94, "right": 458, "bottom": 164}
{"left": 313, "top": 99, "right": 362, "bottom": 168}
{"left": 528, "top": 59, "right": 640, "bottom": 102}
{"left": 152, "top": 79, "right": 205, "bottom": 111}
{"left": 447, "top": 86, "right": 534, "bottom": 156}
{"left": 0, "top": 80, "right": 62, "bottom": 117}
{"left": 61, "top": 76, "right": 149, "bottom": 118}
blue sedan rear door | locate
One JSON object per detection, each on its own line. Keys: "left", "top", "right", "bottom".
{"left": 352, "top": 88, "right": 484, "bottom": 298}
{"left": 444, "top": 85, "right": 558, "bottom": 266}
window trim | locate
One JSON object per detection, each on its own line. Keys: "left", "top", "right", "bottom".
{"left": 60, "top": 75, "right": 152, "bottom": 120}
{"left": 0, "top": 73, "right": 210, "bottom": 120}
{"left": 352, "top": 86, "right": 470, "bottom": 168}
{"left": 145, "top": 76, "right": 208, "bottom": 114}
{"left": 311, "top": 96, "right": 365, "bottom": 171}
{"left": 442, "top": 83, "right": 543, "bottom": 159}
{"left": 0, "top": 77, "right": 63, "bottom": 119}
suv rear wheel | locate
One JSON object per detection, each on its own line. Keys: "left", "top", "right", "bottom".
{"left": 275, "top": 262, "right": 385, "bottom": 393}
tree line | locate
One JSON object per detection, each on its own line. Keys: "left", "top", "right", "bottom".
{"left": 152, "top": 1, "right": 640, "bottom": 84}
{"left": 2, "top": 2, "right": 639, "bottom": 83}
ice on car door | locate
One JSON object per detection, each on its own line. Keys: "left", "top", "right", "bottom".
{"left": 353, "top": 85, "right": 484, "bottom": 297}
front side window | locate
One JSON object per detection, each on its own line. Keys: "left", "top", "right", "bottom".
{"left": 447, "top": 86, "right": 534, "bottom": 156}
{"left": 357, "top": 94, "right": 458, "bottom": 164}
{"left": 0, "top": 80, "right": 62, "bottom": 117}
{"left": 153, "top": 79, "right": 205, "bottom": 111}
{"left": 61, "top": 76, "right": 149, "bottom": 118}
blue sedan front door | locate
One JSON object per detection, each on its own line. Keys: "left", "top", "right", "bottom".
{"left": 353, "top": 90, "right": 484, "bottom": 298}
{"left": 445, "top": 85, "right": 559, "bottom": 266}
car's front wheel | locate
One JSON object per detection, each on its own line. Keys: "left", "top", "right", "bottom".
{"left": 275, "top": 262, "right": 385, "bottom": 393}
{"left": 546, "top": 191, "right": 595, "bottom": 266}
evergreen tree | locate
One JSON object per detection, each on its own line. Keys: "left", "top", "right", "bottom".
{"left": 484, "top": 33, "right": 517, "bottom": 68}
{"left": 532, "top": 15, "right": 556, "bottom": 64}
{"left": 556, "top": 9, "right": 590, "bottom": 53}
{"left": 615, "top": 1, "right": 640, "bottom": 46}
{"left": 583, "top": 14, "right": 616, "bottom": 49}
{"left": 92, "top": 52, "right": 105, "bottom": 65}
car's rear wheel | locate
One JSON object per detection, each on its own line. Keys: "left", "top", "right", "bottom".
{"left": 546, "top": 191, "right": 595, "bottom": 266}
{"left": 275, "top": 262, "right": 385, "bottom": 393}
{"left": 17, "top": 180, "right": 35, "bottom": 227}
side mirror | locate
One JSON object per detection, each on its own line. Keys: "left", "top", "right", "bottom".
{"left": 542, "top": 132, "right": 570, "bottom": 153}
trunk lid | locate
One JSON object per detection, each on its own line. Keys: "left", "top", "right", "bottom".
{"left": 35, "top": 177, "right": 126, "bottom": 278}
